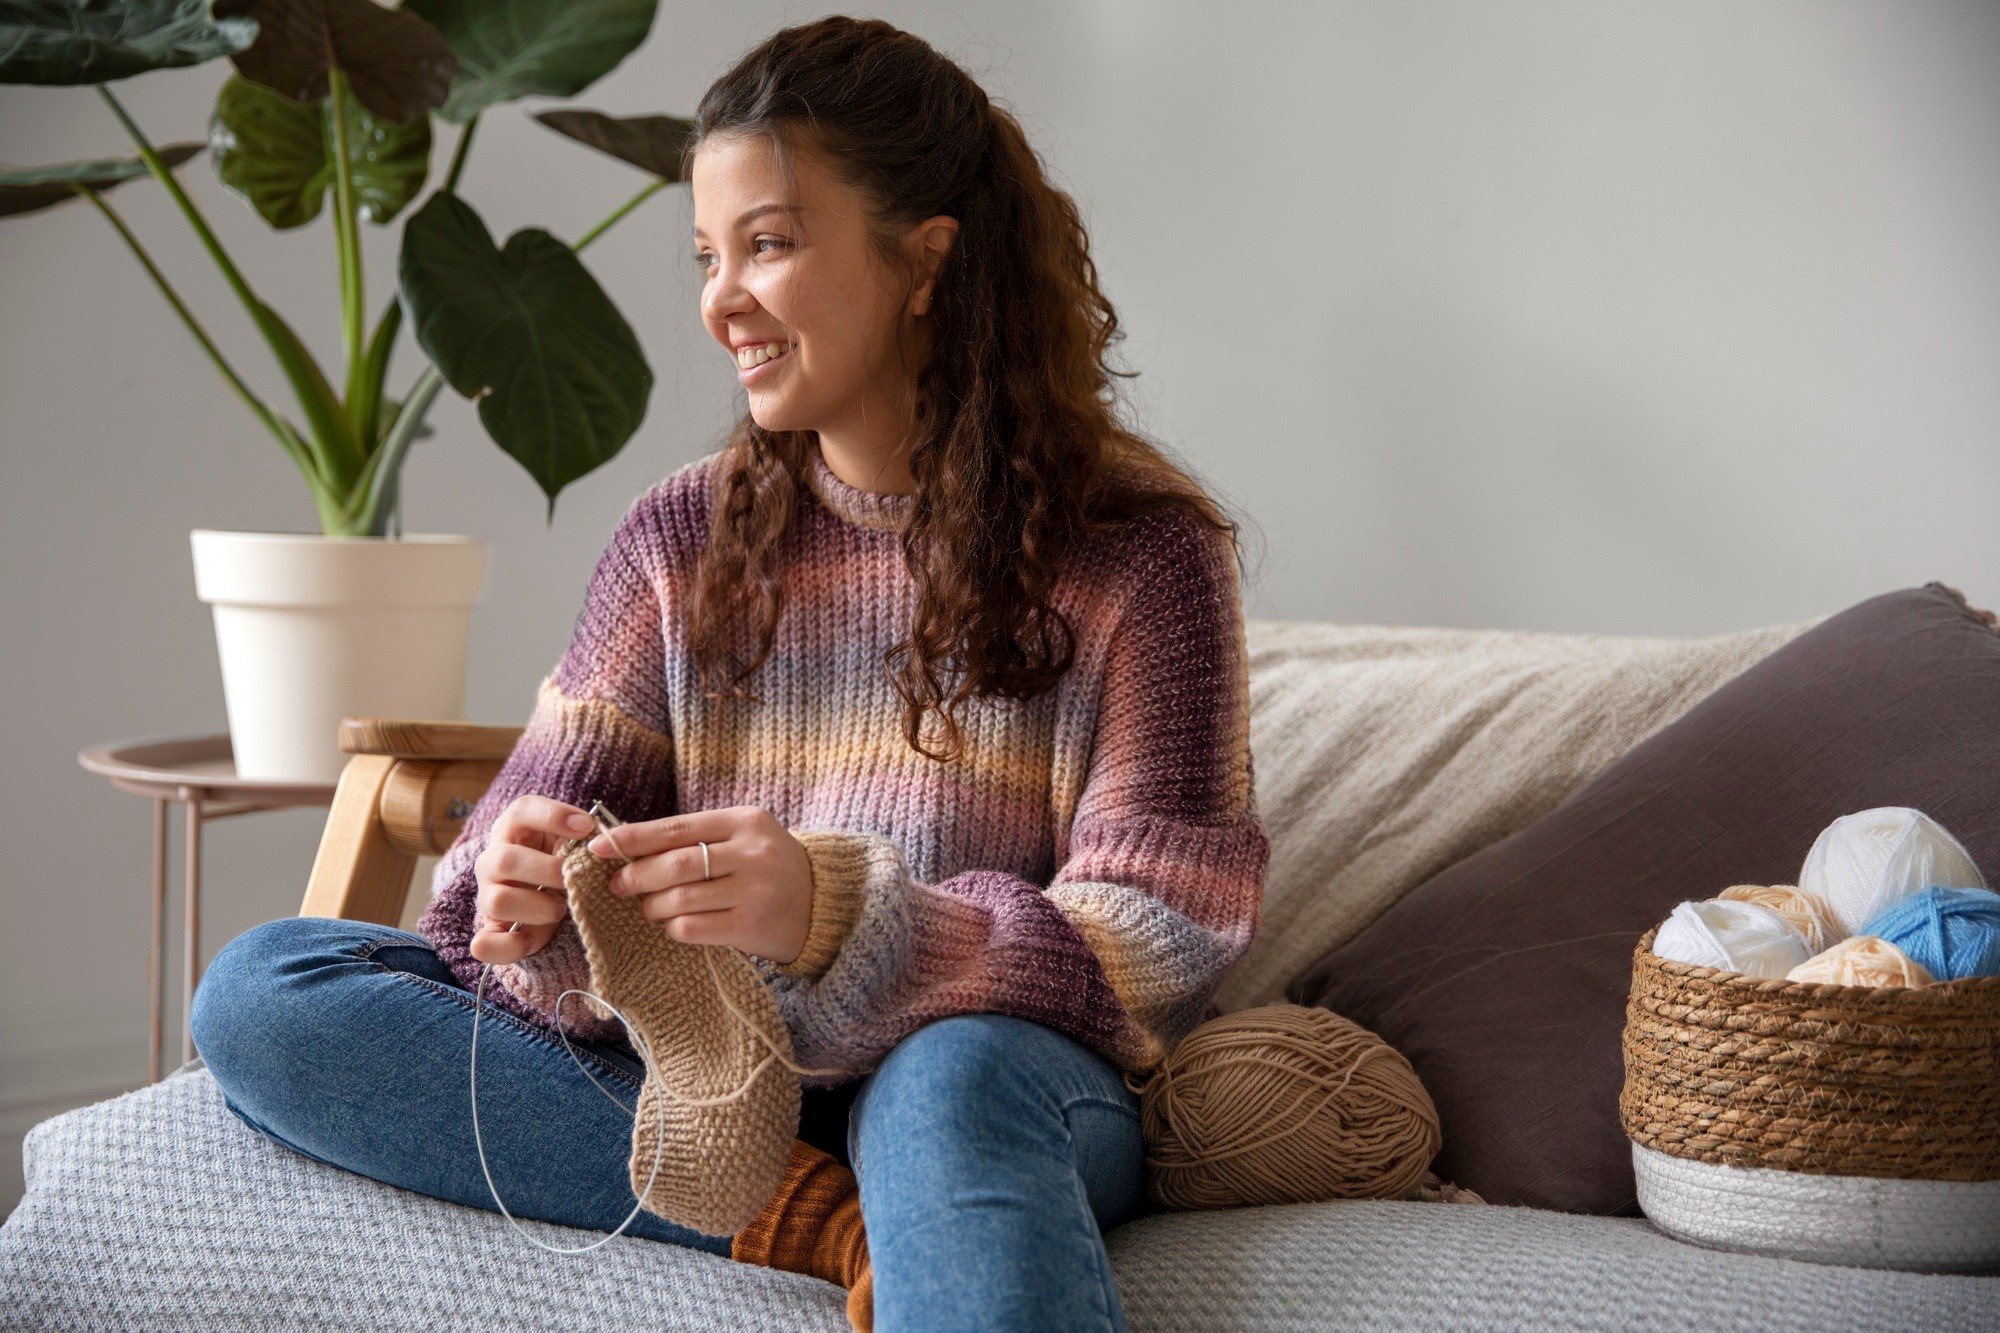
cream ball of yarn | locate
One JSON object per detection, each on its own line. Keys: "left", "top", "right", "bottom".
{"left": 1651, "top": 899, "right": 1811, "bottom": 978}
{"left": 1136, "top": 1004, "right": 1441, "bottom": 1211}
{"left": 1717, "top": 884, "right": 1843, "bottom": 955}
{"left": 1799, "top": 806, "right": 1986, "bottom": 938}
{"left": 1786, "top": 935, "right": 1935, "bottom": 988}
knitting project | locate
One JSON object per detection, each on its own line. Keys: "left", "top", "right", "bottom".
{"left": 558, "top": 835, "right": 801, "bottom": 1237}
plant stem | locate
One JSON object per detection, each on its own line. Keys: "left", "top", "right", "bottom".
{"left": 443, "top": 114, "right": 479, "bottom": 194}
{"left": 76, "top": 186, "right": 268, "bottom": 435}
{"left": 99, "top": 86, "right": 261, "bottom": 338}
{"left": 74, "top": 182, "right": 332, "bottom": 503}
{"left": 326, "top": 68, "right": 367, "bottom": 460}
{"left": 351, "top": 295, "right": 401, "bottom": 454}
{"left": 351, "top": 364, "right": 446, "bottom": 533}
{"left": 98, "top": 83, "right": 357, "bottom": 495}
{"left": 339, "top": 114, "right": 480, "bottom": 533}
{"left": 575, "top": 178, "right": 667, "bottom": 253}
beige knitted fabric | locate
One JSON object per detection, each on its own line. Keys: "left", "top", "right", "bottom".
{"left": 557, "top": 837, "right": 801, "bottom": 1238}
{"left": 1218, "top": 615, "right": 1815, "bottom": 1009}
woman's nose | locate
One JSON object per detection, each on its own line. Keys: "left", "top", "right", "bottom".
{"left": 702, "top": 256, "right": 754, "bottom": 324}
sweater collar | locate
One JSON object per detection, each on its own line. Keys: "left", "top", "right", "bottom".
{"left": 802, "top": 442, "right": 916, "bottom": 534}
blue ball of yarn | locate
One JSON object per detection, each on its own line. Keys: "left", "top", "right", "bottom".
{"left": 1861, "top": 886, "right": 2000, "bottom": 981}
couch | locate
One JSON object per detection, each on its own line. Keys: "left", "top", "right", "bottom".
{"left": 5, "top": 611, "right": 1997, "bottom": 1330}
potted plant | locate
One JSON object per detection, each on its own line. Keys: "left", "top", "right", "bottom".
{"left": 0, "top": 0, "right": 697, "bottom": 780}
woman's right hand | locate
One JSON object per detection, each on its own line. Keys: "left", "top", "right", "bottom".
{"left": 468, "top": 794, "right": 599, "bottom": 966}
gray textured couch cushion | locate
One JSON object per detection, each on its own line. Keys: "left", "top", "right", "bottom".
{"left": 1, "top": 1069, "right": 847, "bottom": 1332}
{"left": 5, "top": 1068, "right": 1996, "bottom": 1330}
{"left": 1106, "top": 1201, "right": 1999, "bottom": 1331}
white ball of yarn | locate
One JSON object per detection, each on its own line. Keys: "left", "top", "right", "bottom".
{"left": 1651, "top": 899, "right": 1812, "bottom": 979}
{"left": 1717, "top": 884, "right": 1843, "bottom": 955}
{"left": 1798, "top": 807, "right": 1987, "bottom": 937}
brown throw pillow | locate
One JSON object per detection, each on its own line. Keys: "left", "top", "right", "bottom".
{"left": 1287, "top": 582, "right": 2000, "bottom": 1216}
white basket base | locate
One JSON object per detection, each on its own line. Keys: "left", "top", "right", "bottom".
{"left": 1633, "top": 1141, "right": 2000, "bottom": 1274}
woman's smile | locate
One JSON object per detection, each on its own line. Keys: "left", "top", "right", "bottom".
{"left": 733, "top": 339, "right": 795, "bottom": 384}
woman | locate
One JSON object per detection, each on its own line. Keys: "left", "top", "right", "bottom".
{"left": 191, "top": 16, "right": 1267, "bottom": 1332}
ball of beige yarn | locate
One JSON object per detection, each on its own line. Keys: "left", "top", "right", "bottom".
{"left": 1786, "top": 934, "right": 1935, "bottom": 988}
{"left": 1137, "top": 1004, "right": 1441, "bottom": 1210}
{"left": 1718, "top": 884, "right": 1843, "bottom": 955}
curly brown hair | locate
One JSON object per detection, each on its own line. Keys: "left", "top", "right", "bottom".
{"left": 686, "top": 15, "right": 1247, "bottom": 762}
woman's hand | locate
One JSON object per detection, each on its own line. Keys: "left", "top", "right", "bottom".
{"left": 587, "top": 805, "right": 815, "bottom": 965}
{"left": 468, "top": 794, "right": 599, "bottom": 966}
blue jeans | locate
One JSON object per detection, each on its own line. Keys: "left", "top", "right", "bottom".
{"left": 190, "top": 916, "right": 1146, "bottom": 1331}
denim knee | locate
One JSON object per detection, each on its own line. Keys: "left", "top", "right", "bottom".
{"left": 853, "top": 1012, "right": 1149, "bottom": 1242}
{"left": 190, "top": 916, "right": 364, "bottom": 1097}
{"left": 878, "top": 1014, "right": 1028, "bottom": 1091}
{"left": 864, "top": 1013, "right": 1128, "bottom": 1127}
{"left": 192, "top": 918, "right": 298, "bottom": 1065}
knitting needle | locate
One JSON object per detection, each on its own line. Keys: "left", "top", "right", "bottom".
{"left": 503, "top": 800, "right": 625, "bottom": 934}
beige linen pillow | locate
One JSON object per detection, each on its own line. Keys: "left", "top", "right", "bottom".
{"left": 1217, "top": 615, "right": 1813, "bottom": 1010}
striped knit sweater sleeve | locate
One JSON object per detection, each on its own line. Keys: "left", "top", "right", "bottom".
{"left": 766, "top": 515, "right": 1268, "bottom": 1081}
{"left": 416, "top": 493, "right": 676, "bottom": 1044}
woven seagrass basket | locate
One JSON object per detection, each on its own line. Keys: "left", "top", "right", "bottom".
{"left": 1620, "top": 926, "right": 2000, "bottom": 1273}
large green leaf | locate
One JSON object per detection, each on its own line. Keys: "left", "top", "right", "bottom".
{"left": 403, "top": 0, "right": 656, "bottom": 124}
{"left": 0, "top": 0, "right": 254, "bottom": 84}
{"left": 534, "top": 109, "right": 693, "bottom": 181}
{"left": 210, "top": 0, "right": 453, "bottom": 123}
{"left": 209, "top": 73, "right": 429, "bottom": 229}
{"left": 0, "top": 141, "right": 201, "bottom": 215}
{"left": 399, "top": 192, "right": 649, "bottom": 511}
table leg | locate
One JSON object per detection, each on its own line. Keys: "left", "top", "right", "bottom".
{"left": 150, "top": 797, "right": 168, "bottom": 1085}
{"left": 181, "top": 787, "right": 203, "bottom": 1068}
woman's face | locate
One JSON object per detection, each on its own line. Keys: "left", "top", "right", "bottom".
{"left": 691, "top": 132, "right": 948, "bottom": 441}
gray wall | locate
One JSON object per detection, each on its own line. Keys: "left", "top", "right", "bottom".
{"left": 4, "top": 1, "right": 1997, "bottom": 1211}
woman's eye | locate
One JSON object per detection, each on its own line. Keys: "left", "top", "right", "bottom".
{"left": 691, "top": 240, "right": 787, "bottom": 269}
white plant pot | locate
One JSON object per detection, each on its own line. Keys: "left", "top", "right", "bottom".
{"left": 190, "top": 530, "right": 489, "bottom": 783}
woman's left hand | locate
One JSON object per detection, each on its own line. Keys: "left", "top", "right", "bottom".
{"left": 587, "top": 805, "right": 815, "bottom": 965}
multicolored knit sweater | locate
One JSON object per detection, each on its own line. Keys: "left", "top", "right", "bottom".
{"left": 417, "top": 443, "right": 1268, "bottom": 1081}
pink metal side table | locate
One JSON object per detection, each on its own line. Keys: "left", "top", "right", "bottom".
{"left": 77, "top": 734, "right": 338, "bottom": 1082}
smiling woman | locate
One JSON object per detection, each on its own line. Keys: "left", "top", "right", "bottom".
{"left": 190, "top": 15, "right": 1267, "bottom": 1333}
{"left": 678, "top": 22, "right": 1247, "bottom": 768}
{"left": 689, "top": 136, "right": 952, "bottom": 496}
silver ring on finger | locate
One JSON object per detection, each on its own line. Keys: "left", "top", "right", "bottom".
{"left": 699, "top": 840, "right": 711, "bottom": 881}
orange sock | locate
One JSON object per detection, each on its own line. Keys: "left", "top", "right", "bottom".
{"left": 732, "top": 1138, "right": 873, "bottom": 1331}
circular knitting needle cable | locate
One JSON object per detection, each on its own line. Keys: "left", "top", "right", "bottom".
{"left": 469, "top": 961, "right": 672, "bottom": 1254}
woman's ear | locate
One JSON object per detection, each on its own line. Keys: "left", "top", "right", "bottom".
{"left": 905, "top": 216, "right": 960, "bottom": 318}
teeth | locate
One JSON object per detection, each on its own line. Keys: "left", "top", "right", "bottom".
{"left": 736, "top": 341, "right": 790, "bottom": 369}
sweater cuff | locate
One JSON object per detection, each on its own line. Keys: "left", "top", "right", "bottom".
{"left": 778, "top": 830, "right": 872, "bottom": 980}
